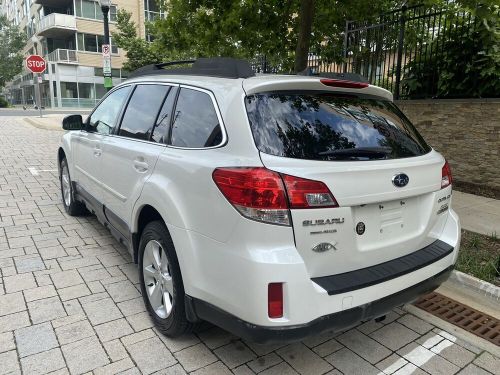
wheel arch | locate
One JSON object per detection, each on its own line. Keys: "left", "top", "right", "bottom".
{"left": 132, "top": 204, "right": 164, "bottom": 263}
{"left": 57, "top": 147, "right": 66, "bottom": 172}
{"left": 57, "top": 134, "right": 74, "bottom": 176}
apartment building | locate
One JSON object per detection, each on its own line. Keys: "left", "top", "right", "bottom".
{"left": 0, "top": 0, "right": 163, "bottom": 107}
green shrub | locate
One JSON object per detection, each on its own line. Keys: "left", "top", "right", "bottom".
{"left": 0, "top": 96, "right": 9, "bottom": 108}
{"left": 402, "top": 4, "right": 500, "bottom": 99}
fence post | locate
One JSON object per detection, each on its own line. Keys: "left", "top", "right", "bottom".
{"left": 343, "top": 20, "right": 349, "bottom": 73}
{"left": 394, "top": 5, "right": 407, "bottom": 100}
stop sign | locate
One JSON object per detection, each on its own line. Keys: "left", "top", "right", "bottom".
{"left": 25, "top": 55, "right": 47, "bottom": 74}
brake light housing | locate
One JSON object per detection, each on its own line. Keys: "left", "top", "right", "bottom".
{"left": 320, "top": 78, "right": 369, "bottom": 89}
{"left": 212, "top": 167, "right": 290, "bottom": 226}
{"left": 281, "top": 174, "right": 338, "bottom": 209}
{"left": 441, "top": 160, "right": 453, "bottom": 189}
{"left": 212, "top": 167, "right": 338, "bottom": 226}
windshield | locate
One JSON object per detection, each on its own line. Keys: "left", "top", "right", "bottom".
{"left": 245, "top": 93, "right": 431, "bottom": 161}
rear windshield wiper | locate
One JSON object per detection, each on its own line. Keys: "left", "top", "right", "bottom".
{"left": 319, "top": 147, "right": 392, "bottom": 160}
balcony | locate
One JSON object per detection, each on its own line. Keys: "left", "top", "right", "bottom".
{"left": 34, "top": 0, "right": 71, "bottom": 8}
{"left": 37, "top": 13, "right": 76, "bottom": 38}
{"left": 46, "top": 49, "right": 78, "bottom": 64}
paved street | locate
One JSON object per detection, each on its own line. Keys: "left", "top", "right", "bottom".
{"left": 0, "top": 117, "right": 498, "bottom": 375}
{"left": 0, "top": 109, "right": 90, "bottom": 117}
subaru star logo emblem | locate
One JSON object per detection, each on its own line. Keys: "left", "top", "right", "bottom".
{"left": 392, "top": 173, "right": 409, "bottom": 188}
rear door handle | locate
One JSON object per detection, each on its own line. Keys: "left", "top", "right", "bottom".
{"left": 134, "top": 160, "right": 149, "bottom": 172}
{"left": 93, "top": 146, "right": 101, "bottom": 157}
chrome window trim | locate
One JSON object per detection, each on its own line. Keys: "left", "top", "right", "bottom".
{"left": 107, "top": 82, "right": 228, "bottom": 150}
{"left": 165, "top": 84, "right": 228, "bottom": 150}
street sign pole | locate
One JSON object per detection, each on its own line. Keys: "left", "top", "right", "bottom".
{"left": 101, "top": 2, "right": 113, "bottom": 91}
{"left": 25, "top": 55, "right": 47, "bottom": 116}
{"left": 36, "top": 74, "right": 43, "bottom": 118}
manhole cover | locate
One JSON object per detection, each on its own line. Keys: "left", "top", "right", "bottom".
{"left": 414, "top": 292, "right": 499, "bottom": 346}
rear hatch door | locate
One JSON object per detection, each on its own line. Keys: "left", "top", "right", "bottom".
{"left": 244, "top": 87, "right": 448, "bottom": 278}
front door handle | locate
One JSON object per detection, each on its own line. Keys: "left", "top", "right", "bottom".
{"left": 134, "top": 160, "right": 149, "bottom": 172}
{"left": 93, "top": 147, "right": 101, "bottom": 157}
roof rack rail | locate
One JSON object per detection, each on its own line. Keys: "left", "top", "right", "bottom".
{"left": 128, "top": 57, "right": 255, "bottom": 79}
{"left": 298, "top": 68, "right": 369, "bottom": 83}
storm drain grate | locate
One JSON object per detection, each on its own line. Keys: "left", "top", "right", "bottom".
{"left": 414, "top": 292, "right": 500, "bottom": 346}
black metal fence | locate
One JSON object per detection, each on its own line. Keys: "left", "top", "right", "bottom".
{"left": 309, "top": 3, "right": 497, "bottom": 99}
{"left": 342, "top": 6, "right": 477, "bottom": 99}
{"left": 251, "top": 3, "right": 496, "bottom": 99}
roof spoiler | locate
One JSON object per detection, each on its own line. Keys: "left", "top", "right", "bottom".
{"left": 129, "top": 57, "right": 255, "bottom": 79}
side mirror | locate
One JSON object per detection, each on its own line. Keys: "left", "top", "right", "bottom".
{"left": 62, "top": 114, "right": 83, "bottom": 131}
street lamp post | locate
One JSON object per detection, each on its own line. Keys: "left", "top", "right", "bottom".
{"left": 99, "top": 0, "right": 113, "bottom": 90}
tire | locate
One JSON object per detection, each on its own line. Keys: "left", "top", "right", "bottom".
{"left": 59, "top": 157, "right": 87, "bottom": 216}
{"left": 139, "top": 220, "right": 193, "bottom": 337}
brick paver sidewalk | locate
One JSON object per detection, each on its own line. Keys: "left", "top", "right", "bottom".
{"left": 0, "top": 117, "right": 498, "bottom": 375}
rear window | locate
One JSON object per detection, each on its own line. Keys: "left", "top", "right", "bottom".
{"left": 245, "top": 93, "right": 431, "bottom": 161}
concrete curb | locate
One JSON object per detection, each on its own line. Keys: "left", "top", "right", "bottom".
{"left": 23, "top": 117, "right": 63, "bottom": 131}
{"left": 447, "top": 270, "right": 500, "bottom": 303}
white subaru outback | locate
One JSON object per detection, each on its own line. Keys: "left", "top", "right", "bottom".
{"left": 58, "top": 58, "right": 460, "bottom": 343}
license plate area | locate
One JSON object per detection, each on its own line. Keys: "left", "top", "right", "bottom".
{"left": 353, "top": 197, "right": 420, "bottom": 250}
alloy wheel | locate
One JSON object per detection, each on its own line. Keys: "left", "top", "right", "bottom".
{"left": 143, "top": 240, "right": 174, "bottom": 318}
{"left": 61, "top": 163, "right": 71, "bottom": 207}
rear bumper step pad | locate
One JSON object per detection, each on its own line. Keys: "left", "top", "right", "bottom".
{"left": 312, "top": 240, "right": 454, "bottom": 295}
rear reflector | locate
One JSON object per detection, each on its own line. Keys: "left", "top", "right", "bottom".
{"left": 441, "top": 160, "right": 453, "bottom": 189}
{"left": 282, "top": 174, "right": 338, "bottom": 209}
{"left": 268, "top": 283, "right": 283, "bottom": 318}
{"left": 212, "top": 167, "right": 290, "bottom": 225}
{"left": 320, "top": 78, "right": 369, "bottom": 89}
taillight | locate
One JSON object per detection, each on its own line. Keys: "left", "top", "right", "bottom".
{"left": 213, "top": 167, "right": 338, "bottom": 225}
{"left": 320, "top": 78, "right": 369, "bottom": 89}
{"left": 441, "top": 160, "right": 453, "bottom": 189}
{"left": 281, "top": 174, "right": 338, "bottom": 209}
{"left": 268, "top": 283, "right": 283, "bottom": 318}
{"left": 212, "top": 167, "right": 290, "bottom": 225}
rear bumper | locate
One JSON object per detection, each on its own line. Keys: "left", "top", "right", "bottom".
{"left": 188, "top": 266, "right": 453, "bottom": 344}
{"left": 312, "top": 240, "right": 453, "bottom": 295}
{"left": 173, "top": 207, "right": 460, "bottom": 332}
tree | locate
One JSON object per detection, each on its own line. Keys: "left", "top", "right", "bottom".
{"left": 0, "top": 15, "right": 26, "bottom": 89}
{"left": 111, "top": 10, "right": 162, "bottom": 71}
{"left": 114, "top": 0, "right": 393, "bottom": 73}
{"left": 294, "top": 0, "right": 315, "bottom": 72}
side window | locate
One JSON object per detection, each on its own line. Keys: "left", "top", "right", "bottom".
{"left": 170, "top": 88, "right": 223, "bottom": 148}
{"left": 89, "top": 85, "right": 131, "bottom": 135}
{"left": 118, "top": 84, "right": 170, "bottom": 140}
{"left": 151, "top": 86, "right": 178, "bottom": 144}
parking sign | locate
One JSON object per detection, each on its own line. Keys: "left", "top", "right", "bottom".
{"left": 102, "top": 44, "right": 112, "bottom": 76}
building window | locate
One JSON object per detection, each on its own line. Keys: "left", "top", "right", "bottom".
{"left": 144, "top": 0, "right": 165, "bottom": 40}
{"left": 60, "top": 82, "right": 78, "bottom": 98}
{"left": 110, "top": 6, "right": 117, "bottom": 21}
{"left": 75, "top": 0, "right": 117, "bottom": 22}
{"left": 77, "top": 33, "right": 118, "bottom": 54}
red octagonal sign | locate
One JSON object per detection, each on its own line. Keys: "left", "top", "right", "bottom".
{"left": 25, "top": 55, "right": 47, "bottom": 74}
